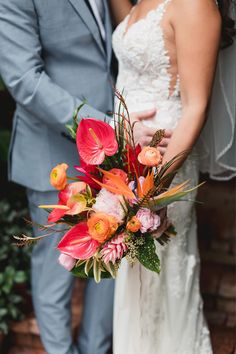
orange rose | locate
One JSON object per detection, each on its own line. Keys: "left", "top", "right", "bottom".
{"left": 126, "top": 216, "right": 141, "bottom": 233}
{"left": 88, "top": 212, "right": 118, "bottom": 243}
{"left": 138, "top": 147, "right": 162, "bottom": 167}
{"left": 50, "top": 163, "right": 68, "bottom": 190}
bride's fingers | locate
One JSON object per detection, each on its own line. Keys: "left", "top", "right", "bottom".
{"left": 164, "top": 129, "right": 173, "bottom": 138}
{"left": 143, "top": 127, "right": 159, "bottom": 136}
{"left": 157, "top": 147, "right": 166, "bottom": 155}
{"left": 138, "top": 136, "right": 152, "bottom": 147}
{"left": 158, "top": 138, "right": 169, "bottom": 147}
{"left": 130, "top": 108, "right": 156, "bottom": 122}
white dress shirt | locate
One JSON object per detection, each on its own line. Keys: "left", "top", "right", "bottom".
{"left": 88, "top": 0, "right": 106, "bottom": 41}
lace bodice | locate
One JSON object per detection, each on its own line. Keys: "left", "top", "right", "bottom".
{"left": 113, "top": 0, "right": 181, "bottom": 130}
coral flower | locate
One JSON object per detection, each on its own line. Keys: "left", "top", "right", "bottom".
{"left": 138, "top": 147, "right": 162, "bottom": 167}
{"left": 87, "top": 212, "right": 118, "bottom": 243}
{"left": 50, "top": 163, "right": 68, "bottom": 190}
{"left": 44, "top": 182, "right": 87, "bottom": 223}
{"left": 76, "top": 118, "right": 118, "bottom": 165}
{"left": 103, "top": 168, "right": 128, "bottom": 188}
{"left": 126, "top": 216, "right": 142, "bottom": 233}
{"left": 57, "top": 222, "right": 100, "bottom": 260}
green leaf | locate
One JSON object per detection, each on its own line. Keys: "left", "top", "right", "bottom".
{"left": 137, "top": 235, "right": 161, "bottom": 274}
{"left": 93, "top": 258, "right": 101, "bottom": 283}
{"left": 9, "top": 294, "right": 22, "bottom": 304}
{"left": 0, "top": 322, "right": 8, "bottom": 334}
{"left": 84, "top": 258, "right": 93, "bottom": 276}
{"left": 66, "top": 101, "right": 87, "bottom": 140}
{"left": 71, "top": 260, "right": 111, "bottom": 280}
{"left": 148, "top": 183, "right": 204, "bottom": 211}
{"left": 14, "top": 271, "right": 27, "bottom": 284}
{"left": 0, "top": 309, "right": 8, "bottom": 317}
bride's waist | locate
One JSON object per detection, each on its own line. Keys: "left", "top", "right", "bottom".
{"left": 117, "top": 95, "right": 182, "bottom": 129}
{"left": 120, "top": 89, "right": 180, "bottom": 107}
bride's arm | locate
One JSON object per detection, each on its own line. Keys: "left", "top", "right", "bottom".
{"left": 163, "top": 0, "right": 221, "bottom": 174}
{"left": 109, "top": 0, "right": 133, "bottom": 25}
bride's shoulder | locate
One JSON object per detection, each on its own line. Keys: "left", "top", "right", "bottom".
{"left": 170, "top": 0, "right": 220, "bottom": 15}
{"left": 169, "top": 0, "right": 221, "bottom": 25}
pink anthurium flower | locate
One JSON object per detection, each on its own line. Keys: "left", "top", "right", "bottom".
{"left": 43, "top": 182, "right": 87, "bottom": 223}
{"left": 57, "top": 223, "right": 100, "bottom": 260}
{"left": 76, "top": 118, "right": 118, "bottom": 165}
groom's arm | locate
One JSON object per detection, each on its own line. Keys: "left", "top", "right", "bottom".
{"left": 0, "top": 0, "right": 107, "bottom": 131}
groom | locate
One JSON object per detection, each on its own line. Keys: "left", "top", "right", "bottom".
{"left": 0, "top": 1, "right": 170, "bottom": 353}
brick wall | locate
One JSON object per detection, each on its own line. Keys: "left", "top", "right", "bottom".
{"left": 198, "top": 176, "right": 236, "bottom": 353}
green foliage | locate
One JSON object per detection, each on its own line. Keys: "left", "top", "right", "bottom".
{"left": 137, "top": 234, "right": 161, "bottom": 274}
{"left": 66, "top": 102, "right": 87, "bottom": 140}
{"left": 72, "top": 259, "right": 112, "bottom": 282}
{"left": 0, "top": 200, "right": 32, "bottom": 334}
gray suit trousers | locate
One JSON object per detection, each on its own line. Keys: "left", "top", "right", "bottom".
{"left": 27, "top": 189, "right": 114, "bottom": 354}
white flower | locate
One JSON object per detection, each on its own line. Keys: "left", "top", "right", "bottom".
{"left": 93, "top": 189, "right": 126, "bottom": 222}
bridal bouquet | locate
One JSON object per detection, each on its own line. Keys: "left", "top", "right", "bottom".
{"left": 16, "top": 94, "right": 199, "bottom": 283}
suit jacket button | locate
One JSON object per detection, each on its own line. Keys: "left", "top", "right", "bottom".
{"left": 106, "top": 110, "right": 112, "bottom": 116}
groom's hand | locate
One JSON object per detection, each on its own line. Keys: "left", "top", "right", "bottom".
{"left": 129, "top": 110, "right": 173, "bottom": 153}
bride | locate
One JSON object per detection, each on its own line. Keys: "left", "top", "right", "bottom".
{"left": 108, "top": 0, "right": 235, "bottom": 353}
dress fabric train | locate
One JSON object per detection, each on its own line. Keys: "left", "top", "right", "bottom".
{"left": 112, "top": 1, "right": 212, "bottom": 353}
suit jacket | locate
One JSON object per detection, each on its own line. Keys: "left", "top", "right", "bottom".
{"left": 0, "top": 0, "right": 114, "bottom": 191}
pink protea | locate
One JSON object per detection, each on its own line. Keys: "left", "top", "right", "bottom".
{"left": 101, "top": 234, "right": 127, "bottom": 265}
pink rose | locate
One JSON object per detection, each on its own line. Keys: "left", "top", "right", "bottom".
{"left": 58, "top": 253, "right": 76, "bottom": 271}
{"left": 136, "top": 208, "right": 161, "bottom": 233}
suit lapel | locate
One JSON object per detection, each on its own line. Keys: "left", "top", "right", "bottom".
{"left": 103, "top": 0, "right": 112, "bottom": 67}
{"left": 68, "top": 0, "right": 106, "bottom": 57}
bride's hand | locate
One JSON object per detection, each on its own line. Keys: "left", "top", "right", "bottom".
{"left": 130, "top": 110, "right": 173, "bottom": 153}
{"left": 157, "top": 129, "right": 172, "bottom": 156}
{"left": 130, "top": 109, "right": 157, "bottom": 147}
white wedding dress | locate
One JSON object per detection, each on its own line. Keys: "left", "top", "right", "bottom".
{"left": 112, "top": 1, "right": 213, "bottom": 353}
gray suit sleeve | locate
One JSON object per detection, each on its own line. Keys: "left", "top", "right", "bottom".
{"left": 0, "top": 0, "right": 107, "bottom": 128}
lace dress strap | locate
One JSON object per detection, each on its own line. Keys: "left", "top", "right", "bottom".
{"left": 159, "top": 0, "right": 172, "bottom": 19}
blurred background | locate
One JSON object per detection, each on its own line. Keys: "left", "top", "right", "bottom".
{"left": 0, "top": 78, "right": 235, "bottom": 354}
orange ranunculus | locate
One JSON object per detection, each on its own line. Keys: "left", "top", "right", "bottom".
{"left": 138, "top": 147, "right": 162, "bottom": 167}
{"left": 87, "top": 212, "right": 118, "bottom": 243}
{"left": 126, "top": 216, "right": 141, "bottom": 233}
{"left": 50, "top": 163, "right": 69, "bottom": 190}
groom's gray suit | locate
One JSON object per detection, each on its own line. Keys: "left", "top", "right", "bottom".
{"left": 0, "top": 1, "right": 115, "bottom": 353}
